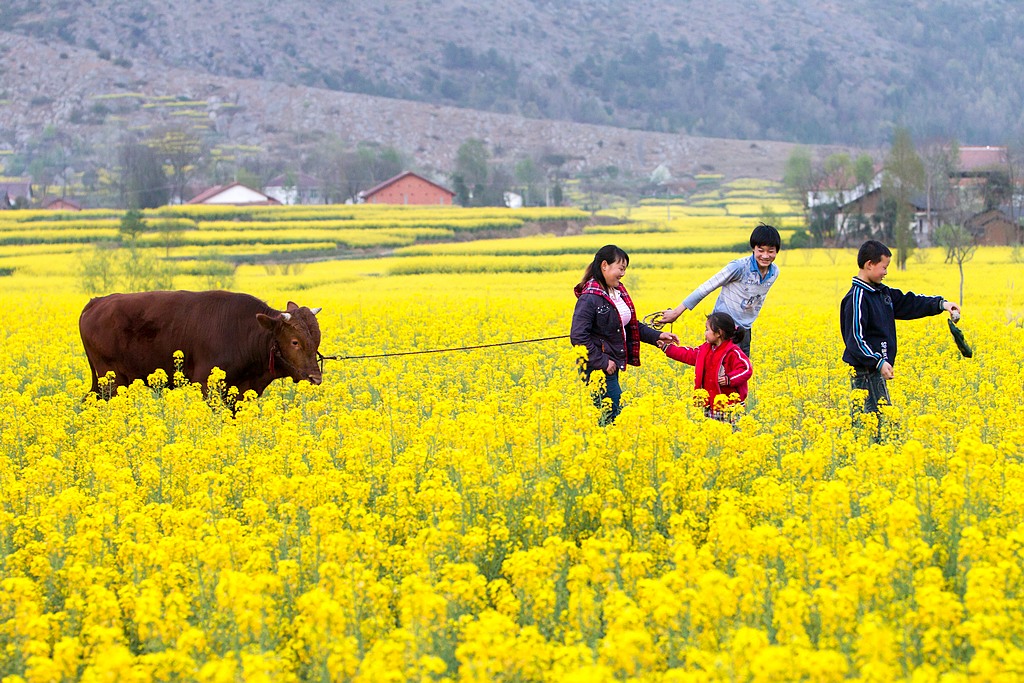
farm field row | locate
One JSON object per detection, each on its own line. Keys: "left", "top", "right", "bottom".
{"left": 2, "top": 243, "right": 1024, "bottom": 680}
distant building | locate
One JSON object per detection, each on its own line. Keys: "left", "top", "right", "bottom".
{"left": 956, "top": 145, "right": 1009, "bottom": 176}
{"left": 42, "top": 197, "right": 82, "bottom": 211}
{"left": 0, "top": 179, "right": 32, "bottom": 209}
{"left": 834, "top": 188, "right": 941, "bottom": 246}
{"left": 828, "top": 145, "right": 1021, "bottom": 247}
{"left": 807, "top": 166, "right": 882, "bottom": 209}
{"left": 265, "top": 173, "right": 324, "bottom": 205}
{"left": 503, "top": 191, "right": 523, "bottom": 209}
{"left": 359, "top": 171, "right": 455, "bottom": 205}
{"left": 966, "top": 207, "right": 1023, "bottom": 246}
{"left": 187, "top": 182, "right": 280, "bottom": 206}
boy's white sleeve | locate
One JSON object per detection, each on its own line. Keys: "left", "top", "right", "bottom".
{"left": 682, "top": 261, "right": 742, "bottom": 310}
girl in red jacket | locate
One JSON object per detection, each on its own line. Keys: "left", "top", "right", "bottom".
{"left": 660, "top": 311, "right": 753, "bottom": 423}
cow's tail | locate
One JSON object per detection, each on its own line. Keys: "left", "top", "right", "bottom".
{"left": 79, "top": 300, "right": 102, "bottom": 399}
{"left": 83, "top": 352, "right": 101, "bottom": 398}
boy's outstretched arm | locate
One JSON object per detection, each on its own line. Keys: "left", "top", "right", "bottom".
{"left": 661, "top": 262, "right": 742, "bottom": 323}
{"left": 890, "top": 288, "right": 955, "bottom": 321}
{"left": 659, "top": 302, "right": 688, "bottom": 324}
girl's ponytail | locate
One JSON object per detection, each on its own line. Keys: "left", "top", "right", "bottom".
{"left": 706, "top": 312, "right": 742, "bottom": 343}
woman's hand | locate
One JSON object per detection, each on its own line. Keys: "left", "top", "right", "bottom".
{"left": 657, "top": 331, "right": 679, "bottom": 346}
{"left": 605, "top": 359, "right": 618, "bottom": 374}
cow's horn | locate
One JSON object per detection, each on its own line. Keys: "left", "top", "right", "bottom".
{"left": 281, "top": 312, "right": 292, "bottom": 321}
{"left": 310, "top": 307, "right": 322, "bottom": 315}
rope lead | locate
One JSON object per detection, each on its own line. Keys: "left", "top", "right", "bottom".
{"left": 318, "top": 334, "right": 569, "bottom": 368}
{"left": 317, "top": 312, "right": 669, "bottom": 370}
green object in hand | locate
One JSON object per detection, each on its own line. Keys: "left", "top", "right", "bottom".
{"left": 948, "top": 318, "right": 973, "bottom": 358}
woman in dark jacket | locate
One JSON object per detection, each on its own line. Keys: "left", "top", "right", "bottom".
{"left": 571, "top": 244, "right": 677, "bottom": 424}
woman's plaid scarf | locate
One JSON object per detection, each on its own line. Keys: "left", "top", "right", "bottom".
{"left": 575, "top": 279, "right": 643, "bottom": 366}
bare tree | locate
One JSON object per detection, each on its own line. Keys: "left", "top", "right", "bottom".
{"left": 147, "top": 127, "right": 204, "bottom": 203}
{"left": 934, "top": 222, "right": 977, "bottom": 305}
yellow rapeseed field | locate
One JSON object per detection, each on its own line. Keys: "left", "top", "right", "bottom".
{"left": 2, "top": 241, "right": 1024, "bottom": 682}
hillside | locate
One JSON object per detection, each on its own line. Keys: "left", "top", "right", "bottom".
{"left": 2, "top": 0, "right": 1021, "bottom": 204}
{"left": 4, "top": 0, "right": 1023, "bottom": 146}
{"left": 0, "top": 31, "right": 846, "bottom": 197}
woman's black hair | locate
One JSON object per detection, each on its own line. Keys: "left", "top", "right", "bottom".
{"left": 707, "top": 311, "right": 743, "bottom": 343}
{"left": 579, "top": 244, "right": 630, "bottom": 289}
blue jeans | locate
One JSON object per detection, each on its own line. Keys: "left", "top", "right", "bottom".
{"left": 586, "top": 369, "right": 621, "bottom": 425}
{"left": 851, "top": 367, "right": 894, "bottom": 441}
{"left": 851, "top": 368, "right": 890, "bottom": 413}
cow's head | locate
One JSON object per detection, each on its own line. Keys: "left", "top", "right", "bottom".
{"left": 257, "top": 301, "right": 323, "bottom": 385}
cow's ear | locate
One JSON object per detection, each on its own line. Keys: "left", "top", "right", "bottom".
{"left": 286, "top": 301, "right": 298, "bottom": 311}
{"left": 256, "top": 313, "right": 278, "bottom": 330}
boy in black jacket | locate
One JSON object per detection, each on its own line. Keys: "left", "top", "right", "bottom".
{"left": 840, "top": 240, "right": 961, "bottom": 415}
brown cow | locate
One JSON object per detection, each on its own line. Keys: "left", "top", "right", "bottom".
{"left": 79, "top": 290, "right": 323, "bottom": 398}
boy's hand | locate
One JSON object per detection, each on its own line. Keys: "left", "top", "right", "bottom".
{"left": 881, "top": 362, "right": 894, "bottom": 380}
{"left": 657, "top": 331, "right": 679, "bottom": 346}
{"left": 943, "top": 300, "right": 961, "bottom": 323}
{"left": 718, "top": 366, "right": 728, "bottom": 386}
{"left": 659, "top": 304, "right": 687, "bottom": 324}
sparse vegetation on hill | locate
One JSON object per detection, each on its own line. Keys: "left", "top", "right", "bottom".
{"left": 4, "top": 0, "right": 1024, "bottom": 146}
{"left": 4, "top": 1, "right": 1023, "bottom": 211}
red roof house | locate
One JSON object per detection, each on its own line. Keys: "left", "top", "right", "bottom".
{"left": 42, "top": 197, "right": 82, "bottom": 211}
{"left": 957, "top": 146, "right": 1008, "bottom": 174}
{"left": 359, "top": 171, "right": 455, "bottom": 205}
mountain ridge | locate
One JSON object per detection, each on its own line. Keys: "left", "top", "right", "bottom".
{"left": 1, "top": 31, "right": 849, "bottom": 187}
{"left": 3, "top": 0, "right": 1020, "bottom": 196}
{"left": 6, "top": 0, "right": 1022, "bottom": 145}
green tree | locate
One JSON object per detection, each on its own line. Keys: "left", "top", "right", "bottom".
{"left": 783, "top": 147, "right": 814, "bottom": 213}
{"left": 514, "top": 157, "right": 544, "bottom": 206}
{"left": 79, "top": 245, "right": 118, "bottom": 295}
{"left": 119, "top": 209, "right": 146, "bottom": 242}
{"left": 118, "top": 137, "right": 169, "bottom": 209}
{"left": 551, "top": 182, "right": 564, "bottom": 207}
{"left": 854, "top": 154, "right": 876, "bottom": 188}
{"left": 882, "top": 127, "right": 925, "bottom": 269}
{"left": 981, "top": 169, "right": 1011, "bottom": 210}
{"left": 453, "top": 139, "right": 490, "bottom": 206}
